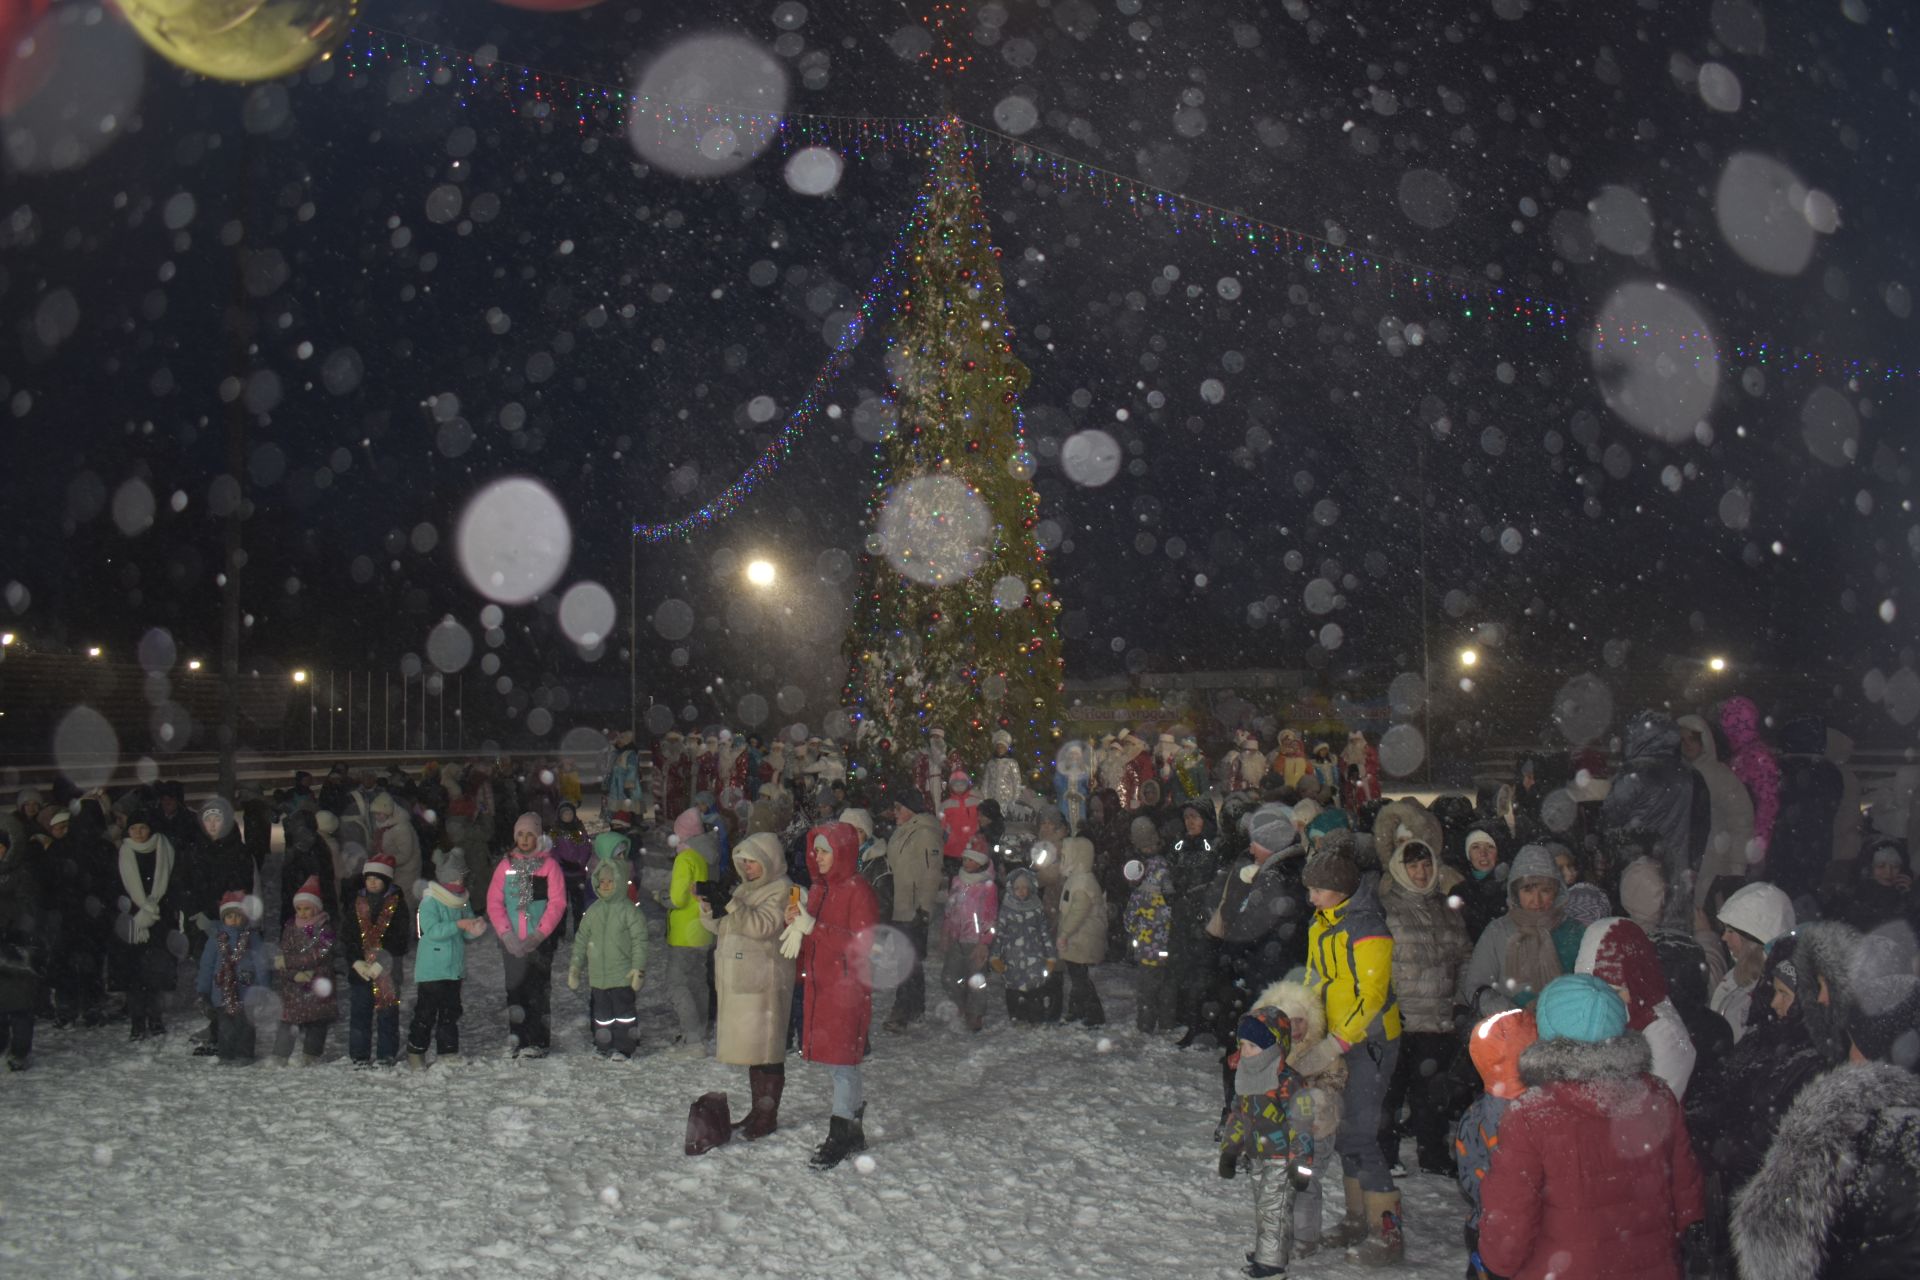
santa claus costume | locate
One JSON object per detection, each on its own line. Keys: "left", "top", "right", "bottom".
{"left": 661, "top": 732, "right": 693, "bottom": 818}
{"left": 693, "top": 734, "right": 721, "bottom": 799}
{"left": 1113, "top": 731, "right": 1154, "bottom": 811}
{"left": 1228, "top": 729, "right": 1268, "bottom": 793}
{"left": 716, "top": 730, "right": 751, "bottom": 797}
{"left": 1272, "top": 729, "right": 1309, "bottom": 790}
{"left": 1341, "top": 731, "right": 1382, "bottom": 810}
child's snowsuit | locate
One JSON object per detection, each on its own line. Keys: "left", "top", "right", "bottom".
{"left": 990, "top": 868, "right": 1060, "bottom": 1023}
{"left": 569, "top": 850, "right": 651, "bottom": 1057}
{"left": 1221, "top": 1005, "right": 1315, "bottom": 1276}
{"left": 1125, "top": 856, "right": 1175, "bottom": 1032}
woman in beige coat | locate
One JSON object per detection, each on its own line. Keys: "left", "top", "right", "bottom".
{"left": 699, "top": 833, "right": 795, "bottom": 1132}
{"left": 1056, "top": 835, "right": 1107, "bottom": 1025}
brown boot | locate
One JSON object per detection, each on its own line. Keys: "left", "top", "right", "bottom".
{"left": 741, "top": 1064, "right": 784, "bottom": 1140}
{"left": 1356, "top": 1190, "right": 1404, "bottom": 1266}
{"left": 1324, "top": 1176, "right": 1370, "bottom": 1248}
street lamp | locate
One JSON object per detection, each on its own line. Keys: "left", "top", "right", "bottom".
{"left": 1707, "top": 656, "right": 1728, "bottom": 673}
{"left": 1458, "top": 647, "right": 1479, "bottom": 668}
{"left": 86, "top": 646, "right": 102, "bottom": 658}
{"left": 292, "top": 669, "right": 308, "bottom": 683}
{"left": 746, "top": 558, "right": 777, "bottom": 588}
{"left": 0, "top": 633, "right": 13, "bottom": 647}
{"left": 187, "top": 659, "right": 203, "bottom": 671}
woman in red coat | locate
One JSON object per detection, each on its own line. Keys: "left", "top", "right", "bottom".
{"left": 783, "top": 820, "right": 879, "bottom": 1170}
{"left": 1479, "top": 973, "right": 1705, "bottom": 1279}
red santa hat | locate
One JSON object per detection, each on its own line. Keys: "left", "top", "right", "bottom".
{"left": 217, "top": 890, "right": 255, "bottom": 922}
{"left": 292, "top": 876, "right": 324, "bottom": 912}
{"left": 363, "top": 852, "right": 398, "bottom": 883}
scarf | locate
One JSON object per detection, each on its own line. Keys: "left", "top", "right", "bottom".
{"left": 1502, "top": 904, "right": 1564, "bottom": 998}
{"left": 355, "top": 890, "right": 401, "bottom": 1009}
{"left": 1234, "top": 1041, "right": 1284, "bottom": 1097}
{"left": 118, "top": 833, "right": 174, "bottom": 941}
{"left": 212, "top": 929, "right": 253, "bottom": 1015}
{"left": 958, "top": 863, "right": 994, "bottom": 886}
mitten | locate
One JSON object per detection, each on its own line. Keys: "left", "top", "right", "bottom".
{"left": 1288, "top": 1162, "right": 1312, "bottom": 1192}
{"left": 293, "top": 971, "right": 314, "bottom": 983}
{"left": 351, "top": 960, "right": 375, "bottom": 980}
{"left": 1216, "top": 1149, "right": 1238, "bottom": 1180}
{"left": 365, "top": 961, "right": 384, "bottom": 980}
{"left": 192, "top": 912, "right": 215, "bottom": 934}
{"left": 629, "top": 970, "right": 644, "bottom": 992}
{"left": 566, "top": 969, "right": 581, "bottom": 991}
{"left": 272, "top": 954, "right": 286, "bottom": 971}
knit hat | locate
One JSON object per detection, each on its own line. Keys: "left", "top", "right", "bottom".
{"left": 17, "top": 787, "right": 40, "bottom": 807}
{"left": 292, "top": 876, "right": 324, "bottom": 912}
{"left": 1533, "top": 974, "right": 1628, "bottom": 1044}
{"left": 1236, "top": 1013, "right": 1279, "bottom": 1052}
{"left": 1307, "top": 809, "right": 1349, "bottom": 839}
{"left": 1243, "top": 803, "right": 1298, "bottom": 857}
{"left": 1469, "top": 1008, "right": 1540, "bottom": 1100}
{"left": 1129, "top": 816, "right": 1160, "bottom": 855}
{"left": 1717, "top": 881, "right": 1796, "bottom": 945}
{"left": 370, "top": 792, "right": 396, "bottom": 818}
{"left": 1617, "top": 857, "right": 1668, "bottom": 930}
{"left": 1291, "top": 798, "right": 1321, "bottom": 829}
{"left": 894, "top": 788, "right": 930, "bottom": 816}
{"left": 513, "top": 811, "right": 542, "bottom": 840}
{"left": 992, "top": 729, "right": 1012, "bottom": 749}
{"left": 438, "top": 848, "right": 469, "bottom": 884}
{"left": 363, "top": 852, "right": 397, "bottom": 883}
{"left": 315, "top": 810, "right": 339, "bottom": 836}
{"left": 839, "top": 808, "right": 874, "bottom": 840}
{"left": 1847, "top": 973, "right": 1920, "bottom": 1068}
{"left": 1302, "top": 847, "right": 1361, "bottom": 898}
{"left": 1872, "top": 843, "right": 1906, "bottom": 871}
{"left": 670, "top": 807, "right": 704, "bottom": 846}
{"left": 1464, "top": 829, "right": 1498, "bottom": 855}
{"left": 1575, "top": 917, "right": 1669, "bottom": 1031}
{"left": 47, "top": 808, "right": 71, "bottom": 830}
{"left": 218, "top": 890, "right": 253, "bottom": 922}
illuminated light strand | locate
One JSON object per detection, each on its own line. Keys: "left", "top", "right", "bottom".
{"left": 630, "top": 155, "right": 943, "bottom": 544}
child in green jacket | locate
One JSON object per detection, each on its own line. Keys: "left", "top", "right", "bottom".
{"left": 408, "top": 848, "right": 487, "bottom": 1070}
{"left": 568, "top": 836, "right": 651, "bottom": 1058}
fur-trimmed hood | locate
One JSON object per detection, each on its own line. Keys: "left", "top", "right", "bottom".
{"left": 1517, "top": 1029, "right": 1652, "bottom": 1089}
{"left": 1732, "top": 1061, "right": 1920, "bottom": 1280}
{"left": 1793, "top": 919, "right": 1865, "bottom": 1064}
{"left": 1252, "top": 977, "right": 1329, "bottom": 1053}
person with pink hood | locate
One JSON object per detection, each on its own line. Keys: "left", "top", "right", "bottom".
{"left": 1719, "top": 697, "right": 1780, "bottom": 857}
{"left": 488, "top": 812, "right": 568, "bottom": 1057}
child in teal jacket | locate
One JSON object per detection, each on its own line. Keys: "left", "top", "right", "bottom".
{"left": 568, "top": 836, "right": 651, "bottom": 1058}
{"left": 407, "top": 848, "right": 487, "bottom": 1069}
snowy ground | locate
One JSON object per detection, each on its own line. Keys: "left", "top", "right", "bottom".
{"left": 0, "top": 932, "right": 1466, "bottom": 1279}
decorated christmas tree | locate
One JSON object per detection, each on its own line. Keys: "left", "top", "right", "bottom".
{"left": 841, "top": 118, "right": 1065, "bottom": 786}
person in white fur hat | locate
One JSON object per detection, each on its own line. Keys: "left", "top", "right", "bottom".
{"left": 982, "top": 729, "right": 1023, "bottom": 812}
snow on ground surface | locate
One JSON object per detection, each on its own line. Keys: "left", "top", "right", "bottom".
{"left": 0, "top": 927, "right": 1466, "bottom": 1279}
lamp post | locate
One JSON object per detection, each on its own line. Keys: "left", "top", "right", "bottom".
{"left": 293, "top": 670, "right": 312, "bottom": 750}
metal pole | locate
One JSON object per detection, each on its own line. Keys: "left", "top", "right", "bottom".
{"left": 308, "top": 679, "right": 315, "bottom": 751}
{"left": 1419, "top": 434, "right": 1432, "bottom": 786}
{"left": 384, "top": 672, "right": 390, "bottom": 752}
{"left": 630, "top": 528, "right": 638, "bottom": 743}
{"left": 458, "top": 673, "right": 464, "bottom": 751}
{"left": 439, "top": 679, "right": 445, "bottom": 753}
{"left": 365, "top": 670, "right": 371, "bottom": 751}
{"left": 402, "top": 672, "right": 408, "bottom": 752}
{"left": 329, "top": 670, "right": 335, "bottom": 752}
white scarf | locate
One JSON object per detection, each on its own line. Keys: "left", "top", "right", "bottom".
{"left": 118, "top": 833, "right": 175, "bottom": 940}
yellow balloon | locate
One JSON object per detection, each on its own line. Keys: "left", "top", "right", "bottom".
{"left": 117, "top": 0, "right": 358, "bottom": 84}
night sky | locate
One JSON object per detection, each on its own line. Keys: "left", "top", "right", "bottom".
{"left": 2, "top": 0, "right": 1916, "bottom": 753}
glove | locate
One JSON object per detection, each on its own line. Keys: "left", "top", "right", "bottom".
{"left": 566, "top": 970, "right": 581, "bottom": 991}
{"left": 192, "top": 912, "right": 215, "bottom": 934}
{"left": 629, "top": 970, "right": 644, "bottom": 992}
{"left": 351, "top": 960, "right": 376, "bottom": 981}
{"left": 365, "top": 961, "right": 384, "bottom": 980}
{"left": 989, "top": 957, "right": 1008, "bottom": 974}
{"left": 777, "top": 918, "right": 807, "bottom": 959}
{"left": 272, "top": 954, "right": 286, "bottom": 971}
{"left": 1288, "top": 1163, "right": 1313, "bottom": 1192}
{"left": 790, "top": 906, "right": 816, "bottom": 937}
{"left": 1217, "top": 1150, "right": 1238, "bottom": 1180}
{"left": 293, "top": 971, "right": 314, "bottom": 983}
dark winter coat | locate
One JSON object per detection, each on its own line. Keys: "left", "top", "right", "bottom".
{"left": 1601, "top": 712, "right": 1697, "bottom": 893}
{"left": 1479, "top": 1031, "right": 1704, "bottom": 1280}
{"left": 798, "top": 823, "right": 879, "bottom": 1068}
{"left": 0, "top": 841, "right": 44, "bottom": 1012}
{"left": 340, "top": 883, "right": 412, "bottom": 965}
{"left": 1165, "top": 824, "right": 1221, "bottom": 978}
{"left": 276, "top": 913, "right": 338, "bottom": 1024}
{"left": 1732, "top": 1061, "right": 1920, "bottom": 1280}
{"left": 1453, "top": 864, "right": 1510, "bottom": 944}
{"left": 278, "top": 812, "right": 339, "bottom": 925}
{"left": 1208, "top": 847, "right": 1310, "bottom": 974}
{"left": 40, "top": 829, "right": 112, "bottom": 972}
{"left": 196, "top": 830, "right": 253, "bottom": 919}
{"left": 1684, "top": 1008, "right": 1826, "bottom": 1193}
{"left": 1124, "top": 857, "right": 1173, "bottom": 967}
{"left": 857, "top": 844, "right": 894, "bottom": 925}
{"left": 1770, "top": 723, "right": 1846, "bottom": 901}
{"left": 991, "top": 869, "right": 1055, "bottom": 991}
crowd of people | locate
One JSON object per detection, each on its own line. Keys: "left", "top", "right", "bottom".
{"left": 0, "top": 696, "right": 1916, "bottom": 1277}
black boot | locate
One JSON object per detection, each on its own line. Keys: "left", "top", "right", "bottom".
{"left": 810, "top": 1116, "right": 851, "bottom": 1170}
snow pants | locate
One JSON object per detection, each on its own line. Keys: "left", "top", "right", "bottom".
{"left": 272, "top": 1021, "right": 329, "bottom": 1062}
{"left": 590, "top": 987, "right": 639, "bottom": 1057}
{"left": 0, "top": 1009, "right": 33, "bottom": 1063}
{"left": 1247, "top": 1160, "right": 1297, "bottom": 1272}
{"left": 1005, "top": 973, "right": 1062, "bottom": 1024}
{"left": 888, "top": 913, "right": 929, "bottom": 1026}
{"left": 212, "top": 1008, "right": 255, "bottom": 1062}
{"left": 502, "top": 935, "right": 557, "bottom": 1052}
{"left": 1340, "top": 1036, "right": 1399, "bottom": 1192}
{"left": 941, "top": 947, "right": 986, "bottom": 1025}
{"left": 1293, "top": 1167, "right": 1321, "bottom": 1247}
{"left": 408, "top": 979, "right": 463, "bottom": 1056}
{"left": 1134, "top": 965, "right": 1175, "bottom": 1033}
{"left": 664, "top": 945, "right": 710, "bottom": 1044}
{"left": 1064, "top": 962, "right": 1105, "bottom": 1026}
{"left": 348, "top": 979, "right": 399, "bottom": 1064}
{"left": 1381, "top": 1029, "right": 1459, "bottom": 1172}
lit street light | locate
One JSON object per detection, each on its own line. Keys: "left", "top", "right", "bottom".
{"left": 1458, "top": 647, "right": 1479, "bottom": 668}
{"left": 1708, "top": 656, "right": 1728, "bottom": 673}
{"left": 746, "top": 558, "right": 777, "bottom": 588}
{"left": 0, "top": 633, "right": 13, "bottom": 646}
{"left": 292, "top": 669, "right": 308, "bottom": 683}
{"left": 86, "top": 646, "right": 102, "bottom": 658}
{"left": 187, "top": 659, "right": 203, "bottom": 671}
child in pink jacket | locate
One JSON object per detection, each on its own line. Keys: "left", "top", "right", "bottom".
{"left": 489, "top": 812, "right": 568, "bottom": 1057}
{"left": 941, "top": 840, "right": 999, "bottom": 1031}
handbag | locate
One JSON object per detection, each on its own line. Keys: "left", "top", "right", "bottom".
{"left": 1204, "top": 879, "right": 1230, "bottom": 940}
{"left": 684, "top": 1091, "right": 734, "bottom": 1156}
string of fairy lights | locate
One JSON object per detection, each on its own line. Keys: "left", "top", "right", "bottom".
{"left": 335, "top": 21, "right": 1910, "bottom": 544}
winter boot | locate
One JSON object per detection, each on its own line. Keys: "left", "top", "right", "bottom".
{"left": 1356, "top": 1191, "right": 1404, "bottom": 1267}
{"left": 298, "top": 1052, "right": 324, "bottom": 1068}
{"left": 809, "top": 1116, "right": 851, "bottom": 1169}
{"left": 407, "top": 1051, "right": 427, "bottom": 1072}
{"left": 742, "top": 1065, "right": 785, "bottom": 1140}
{"left": 846, "top": 1104, "right": 867, "bottom": 1156}
{"left": 1324, "top": 1177, "right": 1370, "bottom": 1248}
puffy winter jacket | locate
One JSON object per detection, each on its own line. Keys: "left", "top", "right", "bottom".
{"left": 991, "top": 869, "right": 1056, "bottom": 992}
{"left": 1055, "top": 837, "right": 1105, "bottom": 964}
{"left": 413, "top": 883, "right": 476, "bottom": 983}
{"left": 1601, "top": 711, "right": 1698, "bottom": 888}
{"left": 886, "top": 811, "right": 944, "bottom": 922}
{"left": 1479, "top": 1032, "right": 1705, "bottom": 1279}
{"left": 1378, "top": 845, "right": 1470, "bottom": 1034}
{"left": 666, "top": 833, "right": 714, "bottom": 949}
{"left": 1732, "top": 1060, "right": 1920, "bottom": 1280}
{"left": 487, "top": 847, "right": 565, "bottom": 948}
{"left": 1124, "top": 857, "right": 1173, "bottom": 967}
{"left": 712, "top": 836, "right": 795, "bottom": 1067}
{"left": 1719, "top": 696, "right": 1780, "bottom": 852}
{"left": 568, "top": 858, "right": 650, "bottom": 989}
{"left": 276, "top": 914, "right": 337, "bottom": 1024}
{"left": 798, "top": 822, "right": 879, "bottom": 1068}
{"left": 195, "top": 920, "right": 272, "bottom": 1006}
{"left": 1676, "top": 713, "right": 1756, "bottom": 900}
{"left": 1308, "top": 872, "right": 1401, "bottom": 1046}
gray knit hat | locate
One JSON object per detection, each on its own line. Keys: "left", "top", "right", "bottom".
{"left": 1243, "top": 803, "right": 1298, "bottom": 856}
